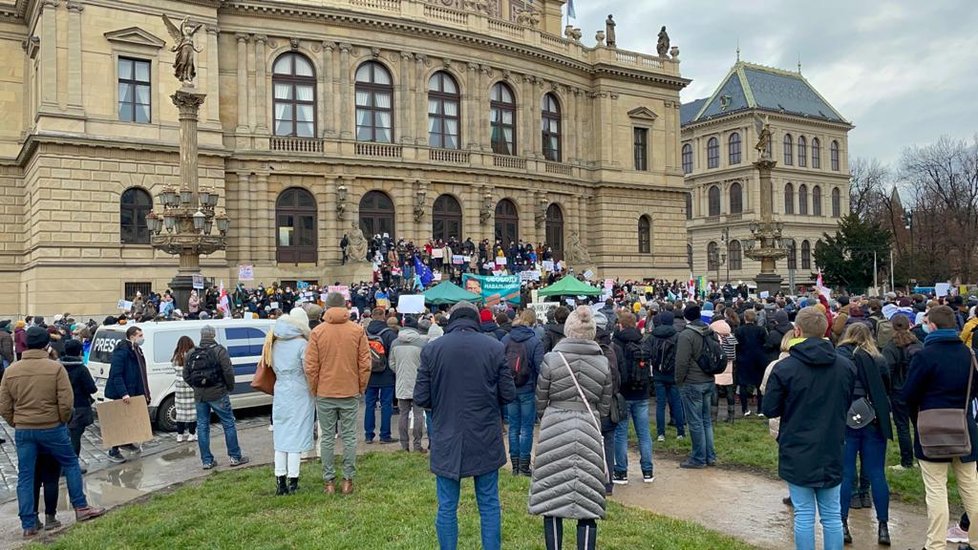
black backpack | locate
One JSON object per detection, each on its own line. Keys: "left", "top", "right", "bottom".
{"left": 186, "top": 345, "right": 222, "bottom": 388}
{"left": 505, "top": 339, "right": 532, "bottom": 387}
{"left": 694, "top": 330, "right": 728, "bottom": 376}
{"left": 623, "top": 337, "right": 652, "bottom": 390}
{"left": 651, "top": 334, "right": 678, "bottom": 376}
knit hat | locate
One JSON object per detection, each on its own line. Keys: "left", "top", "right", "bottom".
{"left": 480, "top": 309, "right": 494, "bottom": 323}
{"left": 64, "top": 339, "right": 83, "bottom": 357}
{"left": 592, "top": 311, "right": 609, "bottom": 333}
{"left": 403, "top": 315, "right": 419, "bottom": 329}
{"left": 683, "top": 304, "right": 701, "bottom": 322}
{"left": 565, "top": 306, "right": 597, "bottom": 340}
{"left": 660, "top": 311, "right": 675, "bottom": 327}
{"left": 448, "top": 301, "right": 479, "bottom": 323}
{"left": 26, "top": 326, "right": 50, "bottom": 349}
{"left": 710, "top": 319, "right": 731, "bottom": 336}
{"left": 15, "top": 320, "right": 25, "bottom": 330}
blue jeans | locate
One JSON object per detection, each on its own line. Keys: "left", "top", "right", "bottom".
{"left": 364, "top": 385, "right": 394, "bottom": 441}
{"left": 196, "top": 394, "right": 242, "bottom": 466}
{"left": 507, "top": 390, "right": 536, "bottom": 461}
{"left": 787, "top": 483, "right": 844, "bottom": 550}
{"left": 435, "top": 471, "right": 501, "bottom": 550}
{"left": 840, "top": 425, "right": 889, "bottom": 522}
{"left": 613, "top": 399, "right": 654, "bottom": 474}
{"left": 654, "top": 381, "right": 686, "bottom": 437}
{"left": 680, "top": 382, "right": 716, "bottom": 466}
{"left": 15, "top": 425, "right": 88, "bottom": 529}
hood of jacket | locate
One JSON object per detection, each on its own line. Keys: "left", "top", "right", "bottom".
{"left": 367, "top": 319, "right": 390, "bottom": 336}
{"left": 446, "top": 317, "right": 480, "bottom": 334}
{"left": 324, "top": 307, "right": 351, "bottom": 324}
{"left": 684, "top": 320, "right": 714, "bottom": 337}
{"left": 508, "top": 325, "right": 536, "bottom": 342}
{"left": 651, "top": 324, "right": 677, "bottom": 339}
{"left": 480, "top": 321, "right": 500, "bottom": 333}
{"left": 595, "top": 326, "right": 612, "bottom": 346}
{"left": 787, "top": 337, "right": 838, "bottom": 368}
{"left": 544, "top": 323, "right": 565, "bottom": 338}
{"left": 273, "top": 317, "right": 306, "bottom": 339}
{"left": 395, "top": 327, "right": 425, "bottom": 344}
{"left": 614, "top": 326, "right": 643, "bottom": 344}
{"left": 60, "top": 356, "right": 85, "bottom": 370}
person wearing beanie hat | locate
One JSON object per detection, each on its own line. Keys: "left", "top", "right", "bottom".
{"left": 1, "top": 327, "right": 106, "bottom": 536}
{"left": 479, "top": 309, "right": 504, "bottom": 341}
{"left": 674, "top": 301, "right": 719, "bottom": 469}
{"left": 648, "top": 310, "right": 685, "bottom": 443}
{"left": 414, "top": 299, "right": 515, "bottom": 548}
{"left": 389, "top": 314, "right": 428, "bottom": 453}
{"left": 709, "top": 320, "right": 738, "bottom": 424}
{"left": 269, "top": 307, "right": 315, "bottom": 495}
{"left": 60, "top": 339, "right": 96, "bottom": 465}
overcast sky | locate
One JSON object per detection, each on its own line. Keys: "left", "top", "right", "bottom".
{"left": 568, "top": 0, "right": 978, "bottom": 166}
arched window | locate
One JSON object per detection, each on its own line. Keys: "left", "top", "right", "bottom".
{"left": 812, "top": 185, "right": 822, "bottom": 216}
{"left": 490, "top": 82, "right": 516, "bottom": 155}
{"left": 707, "top": 241, "right": 719, "bottom": 271}
{"left": 687, "top": 244, "right": 693, "bottom": 271}
{"left": 728, "top": 240, "right": 742, "bottom": 271}
{"left": 707, "top": 137, "right": 719, "bottom": 169}
{"left": 832, "top": 187, "right": 842, "bottom": 217}
{"left": 494, "top": 199, "right": 519, "bottom": 245}
{"left": 546, "top": 203, "right": 564, "bottom": 259}
{"left": 685, "top": 192, "right": 692, "bottom": 220}
{"left": 784, "top": 183, "right": 795, "bottom": 214}
{"left": 541, "top": 93, "right": 561, "bottom": 162}
{"left": 812, "top": 138, "right": 821, "bottom": 168}
{"left": 783, "top": 134, "right": 793, "bottom": 165}
{"left": 801, "top": 240, "right": 812, "bottom": 270}
{"left": 432, "top": 194, "right": 462, "bottom": 241}
{"left": 428, "top": 72, "right": 460, "bottom": 149}
{"left": 355, "top": 61, "right": 394, "bottom": 143}
{"left": 708, "top": 185, "right": 721, "bottom": 216}
{"left": 787, "top": 241, "right": 797, "bottom": 270}
{"left": 831, "top": 140, "right": 840, "bottom": 171}
{"left": 682, "top": 144, "right": 693, "bottom": 174}
{"left": 798, "top": 184, "right": 809, "bottom": 215}
{"left": 728, "top": 132, "right": 742, "bottom": 165}
{"left": 729, "top": 182, "right": 743, "bottom": 214}
{"left": 638, "top": 215, "right": 651, "bottom": 254}
{"left": 359, "top": 190, "right": 395, "bottom": 240}
{"left": 276, "top": 187, "right": 317, "bottom": 263}
{"left": 797, "top": 136, "right": 807, "bottom": 167}
{"left": 120, "top": 187, "right": 152, "bottom": 244}
{"left": 272, "top": 53, "right": 316, "bottom": 137}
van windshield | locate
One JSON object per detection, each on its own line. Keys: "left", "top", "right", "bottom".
{"left": 90, "top": 330, "right": 126, "bottom": 365}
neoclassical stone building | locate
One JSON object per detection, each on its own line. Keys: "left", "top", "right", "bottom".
{"left": 0, "top": 0, "right": 691, "bottom": 316}
{"left": 681, "top": 61, "right": 853, "bottom": 288}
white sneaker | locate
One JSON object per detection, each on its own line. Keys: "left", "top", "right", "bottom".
{"left": 744, "top": 410, "right": 753, "bottom": 417}
{"left": 677, "top": 435, "right": 685, "bottom": 441}
{"left": 176, "top": 434, "right": 186, "bottom": 442}
{"left": 268, "top": 424, "right": 274, "bottom": 432}
{"left": 656, "top": 435, "right": 665, "bottom": 442}
{"left": 189, "top": 433, "right": 198, "bottom": 442}
{"left": 947, "top": 524, "right": 969, "bottom": 544}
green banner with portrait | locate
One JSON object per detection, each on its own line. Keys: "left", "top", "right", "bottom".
{"left": 461, "top": 274, "right": 522, "bottom": 306}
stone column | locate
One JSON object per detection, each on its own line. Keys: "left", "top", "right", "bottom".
{"left": 206, "top": 26, "right": 221, "bottom": 124}
{"left": 338, "top": 43, "right": 353, "bottom": 139}
{"left": 521, "top": 75, "right": 533, "bottom": 157}
{"left": 479, "top": 65, "right": 491, "bottom": 151}
{"left": 466, "top": 62, "right": 479, "bottom": 149}
{"left": 577, "top": 195, "right": 587, "bottom": 239}
{"left": 247, "top": 35, "right": 257, "bottom": 131}
{"left": 321, "top": 42, "right": 335, "bottom": 137}
{"left": 171, "top": 89, "right": 207, "bottom": 272}
{"left": 254, "top": 35, "right": 268, "bottom": 133}
{"left": 65, "top": 0, "right": 84, "bottom": 113}
{"left": 565, "top": 87, "right": 576, "bottom": 164}
{"left": 238, "top": 173, "right": 252, "bottom": 262}
{"left": 400, "top": 52, "right": 413, "bottom": 144}
{"left": 39, "top": 0, "right": 59, "bottom": 111}
{"left": 577, "top": 92, "right": 587, "bottom": 165}
{"left": 235, "top": 34, "right": 249, "bottom": 132}
{"left": 255, "top": 172, "right": 273, "bottom": 263}
{"left": 324, "top": 177, "right": 339, "bottom": 264}
{"left": 414, "top": 54, "right": 428, "bottom": 146}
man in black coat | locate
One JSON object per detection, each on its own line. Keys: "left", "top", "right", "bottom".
{"left": 414, "top": 301, "right": 514, "bottom": 550}
{"left": 105, "top": 326, "right": 150, "bottom": 463}
{"left": 365, "top": 307, "right": 398, "bottom": 444}
{"left": 763, "top": 307, "right": 854, "bottom": 550}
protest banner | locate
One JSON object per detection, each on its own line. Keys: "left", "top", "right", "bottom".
{"left": 398, "top": 294, "right": 425, "bottom": 314}
{"left": 238, "top": 264, "right": 254, "bottom": 281}
{"left": 97, "top": 399, "right": 153, "bottom": 449}
{"left": 527, "top": 302, "right": 559, "bottom": 324}
{"left": 462, "top": 273, "right": 521, "bottom": 306}
{"left": 297, "top": 280, "right": 310, "bottom": 291}
{"left": 452, "top": 255, "right": 465, "bottom": 265}
{"left": 520, "top": 270, "right": 541, "bottom": 282}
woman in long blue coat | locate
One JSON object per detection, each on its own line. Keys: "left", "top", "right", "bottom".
{"left": 270, "top": 308, "right": 315, "bottom": 495}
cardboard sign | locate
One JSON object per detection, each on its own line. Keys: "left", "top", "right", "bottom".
{"left": 936, "top": 283, "right": 951, "bottom": 297}
{"left": 192, "top": 274, "right": 205, "bottom": 290}
{"left": 432, "top": 248, "right": 444, "bottom": 259}
{"left": 117, "top": 300, "right": 133, "bottom": 311}
{"left": 96, "top": 398, "right": 153, "bottom": 449}
{"left": 238, "top": 264, "right": 254, "bottom": 281}
{"left": 520, "top": 270, "right": 541, "bottom": 282}
{"left": 398, "top": 294, "right": 426, "bottom": 314}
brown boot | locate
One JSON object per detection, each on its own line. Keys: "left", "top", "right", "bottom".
{"left": 340, "top": 479, "right": 354, "bottom": 495}
{"left": 75, "top": 506, "right": 106, "bottom": 522}
{"left": 324, "top": 480, "right": 336, "bottom": 494}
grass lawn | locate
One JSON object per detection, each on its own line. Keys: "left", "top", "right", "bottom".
{"left": 650, "top": 414, "right": 955, "bottom": 507}
{"left": 38, "top": 452, "right": 756, "bottom": 550}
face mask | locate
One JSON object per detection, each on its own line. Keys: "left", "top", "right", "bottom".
{"left": 922, "top": 323, "right": 933, "bottom": 334}
{"left": 134, "top": 337, "right": 145, "bottom": 346}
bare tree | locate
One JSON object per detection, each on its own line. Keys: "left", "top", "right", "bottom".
{"left": 849, "top": 157, "right": 891, "bottom": 223}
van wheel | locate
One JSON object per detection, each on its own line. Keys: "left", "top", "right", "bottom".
{"left": 156, "top": 395, "right": 177, "bottom": 433}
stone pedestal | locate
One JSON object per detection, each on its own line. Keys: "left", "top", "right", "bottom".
{"left": 169, "top": 274, "right": 211, "bottom": 313}
{"left": 755, "top": 273, "right": 783, "bottom": 298}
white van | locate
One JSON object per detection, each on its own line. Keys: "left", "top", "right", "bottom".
{"left": 88, "top": 319, "right": 275, "bottom": 432}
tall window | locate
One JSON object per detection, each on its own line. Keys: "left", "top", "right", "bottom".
{"left": 633, "top": 128, "right": 649, "bottom": 171}
{"left": 832, "top": 187, "right": 841, "bottom": 217}
{"left": 728, "top": 132, "right": 742, "bottom": 165}
{"left": 359, "top": 191, "right": 396, "bottom": 240}
{"left": 729, "top": 182, "right": 743, "bottom": 214}
{"left": 355, "top": 62, "right": 394, "bottom": 143}
{"left": 541, "top": 93, "right": 561, "bottom": 161}
{"left": 787, "top": 241, "right": 797, "bottom": 270}
{"left": 812, "top": 186, "right": 822, "bottom": 216}
{"left": 276, "top": 187, "right": 317, "bottom": 263}
{"left": 638, "top": 215, "right": 651, "bottom": 254}
{"left": 682, "top": 143, "right": 693, "bottom": 174}
{"left": 783, "top": 134, "right": 793, "bottom": 165}
{"left": 728, "top": 240, "right": 742, "bottom": 271}
{"left": 831, "top": 140, "right": 840, "bottom": 171}
{"left": 798, "top": 184, "right": 809, "bottom": 215}
{"left": 784, "top": 183, "right": 795, "bottom": 214}
{"left": 494, "top": 199, "right": 519, "bottom": 245}
{"left": 545, "top": 204, "right": 564, "bottom": 258}
{"left": 812, "top": 138, "right": 821, "bottom": 169}
{"left": 708, "top": 185, "right": 721, "bottom": 217}
{"left": 118, "top": 57, "right": 151, "bottom": 123}
{"left": 432, "top": 194, "right": 462, "bottom": 241}
{"left": 273, "top": 53, "right": 316, "bottom": 137}
{"left": 687, "top": 244, "right": 693, "bottom": 271}
{"left": 797, "top": 136, "right": 807, "bottom": 167}
{"left": 707, "top": 137, "right": 719, "bottom": 169}
{"left": 685, "top": 192, "right": 692, "bottom": 220}
{"left": 120, "top": 187, "right": 152, "bottom": 244}
{"left": 707, "top": 242, "right": 719, "bottom": 271}
{"left": 490, "top": 82, "right": 516, "bottom": 155}
{"left": 428, "top": 72, "right": 460, "bottom": 149}
{"left": 801, "top": 240, "right": 812, "bottom": 270}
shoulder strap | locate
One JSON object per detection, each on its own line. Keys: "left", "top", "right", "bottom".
{"left": 967, "top": 350, "right": 976, "bottom": 410}
{"left": 557, "top": 351, "right": 607, "bottom": 477}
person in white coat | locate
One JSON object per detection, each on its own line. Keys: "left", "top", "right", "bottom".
{"left": 269, "top": 308, "right": 316, "bottom": 495}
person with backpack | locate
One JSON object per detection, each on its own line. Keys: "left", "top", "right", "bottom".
{"left": 675, "top": 303, "right": 724, "bottom": 469}
{"left": 881, "top": 315, "right": 920, "bottom": 471}
{"left": 183, "top": 325, "right": 249, "bottom": 470}
{"left": 365, "top": 307, "right": 398, "bottom": 444}
{"left": 647, "top": 311, "right": 685, "bottom": 442}
{"left": 500, "top": 310, "right": 545, "bottom": 476}
{"left": 611, "top": 311, "right": 655, "bottom": 484}
{"left": 867, "top": 299, "right": 894, "bottom": 350}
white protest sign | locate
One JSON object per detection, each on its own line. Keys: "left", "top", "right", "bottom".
{"left": 495, "top": 256, "right": 508, "bottom": 265}
{"left": 936, "top": 283, "right": 951, "bottom": 297}
{"left": 542, "top": 260, "right": 555, "bottom": 272}
{"left": 238, "top": 264, "right": 254, "bottom": 281}
{"left": 398, "top": 294, "right": 426, "bottom": 314}
{"left": 582, "top": 270, "right": 594, "bottom": 280}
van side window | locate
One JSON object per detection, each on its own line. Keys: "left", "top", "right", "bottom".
{"left": 225, "top": 327, "right": 268, "bottom": 357}
{"left": 153, "top": 331, "right": 186, "bottom": 364}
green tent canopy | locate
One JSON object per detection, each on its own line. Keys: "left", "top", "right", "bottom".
{"left": 423, "top": 280, "right": 481, "bottom": 305}
{"left": 536, "top": 276, "right": 603, "bottom": 297}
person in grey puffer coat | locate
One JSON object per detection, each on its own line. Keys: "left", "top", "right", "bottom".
{"left": 529, "top": 306, "right": 612, "bottom": 550}
{"left": 389, "top": 316, "right": 428, "bottom": 452}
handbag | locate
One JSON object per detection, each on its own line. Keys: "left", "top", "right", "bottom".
{"left": 557, "top": 352, "right": 609, "bottom": 477}
{"left": 918, "top": 351, "right": 976, "bottom": 460}
{"left": 609, "top": 392, "right": 628, "bottom": 425}
{"left": 846, "top": 397, "right": 876, "bottom": 429}
{"left": 250, "top": 336, "right": 276, "bottom": 395}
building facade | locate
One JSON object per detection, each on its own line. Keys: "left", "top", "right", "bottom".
{"left": 0, "top": 0, "right": 691, "bottom": 316}
{"left": 681, "top": 61, "right": 853, "bottom": 288}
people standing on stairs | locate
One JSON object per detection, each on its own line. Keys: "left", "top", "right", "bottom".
{"left": 529, "top": 306, "right": 612, "bottom": 550}
{"left": 389, "top": 315, "right": 429, "bottom": 453}
{"left": 710, "top": 318, "right": 738, "bottom": 424}
{"left": 171, "top": 336, "right": 198, "bottom": 443}
{"left": 611, "top": 311, "right": 655, "bottom": 485}
{"left": 500, "top": 310, "right": 545, "bottom": 476}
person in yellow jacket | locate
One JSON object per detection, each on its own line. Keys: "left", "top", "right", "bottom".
{"left": 960, "top": 309, "right": 978, "bottom": 347}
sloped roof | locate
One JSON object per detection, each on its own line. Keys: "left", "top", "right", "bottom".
{"left": 682, "top": 61, "right": 849, "bottom": 126}
{"left": 680, "top": 98, "right": 708, "bottom": 126}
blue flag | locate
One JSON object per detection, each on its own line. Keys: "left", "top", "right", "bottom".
{"left": 567, "top": 0, "right": 576, "bottom": 19}
{"left": 414, "top": 256, "right": 433, "bottom": 287}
